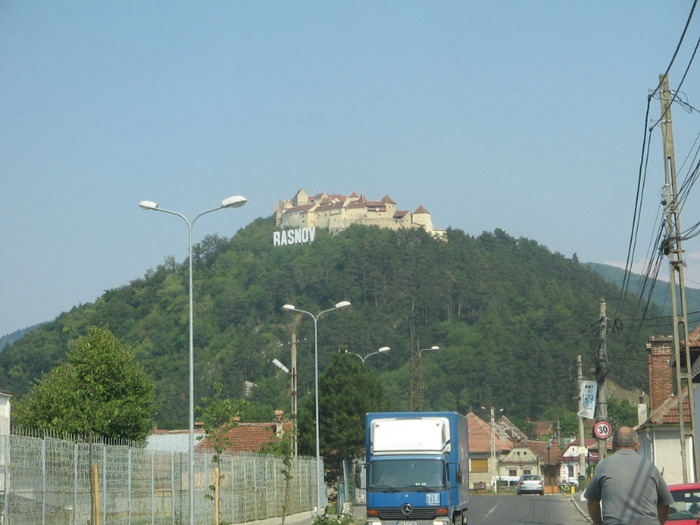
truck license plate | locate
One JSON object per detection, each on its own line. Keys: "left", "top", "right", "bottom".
{"left": 397, "top": 521, "right": 417, "bottom": 525}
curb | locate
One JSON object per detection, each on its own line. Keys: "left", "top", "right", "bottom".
{"left": 571, "top": 493, "right": 592, "bottom": 523}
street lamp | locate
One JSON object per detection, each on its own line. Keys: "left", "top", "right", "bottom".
{"left": 418, "top": 345, "right": 439, "bottom": 358}
{"left": 417, "top": 346, "right": 439, "bottom": 410}
{"left": 139, "top": 195, "right": 247, "bottom": 525}
{"left": 353, "top": 346, "right": 390, "bottom": 364}
{"left": 282, "top": 300, "right": 351, "bottom": 515}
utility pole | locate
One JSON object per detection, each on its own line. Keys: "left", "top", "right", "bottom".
{"left": 490, "top": 407, "right": 497, "bottom": 493}
{"left": 418, "top": 338, "right": 425, "bottom": 411}
{"left": 291, "top": 332, "right": 298, "bottom": 457}
{"left": 595, "top": 299, "right": 608, "bottom": 462}
{"left": 659, "top": 73, "right": 699, "bottom": 481}
{"left": 577, "top": 355, "right": 587, "bottom": 490}
{"left": 409, "top": 335, "right": 418, "bottom": 411}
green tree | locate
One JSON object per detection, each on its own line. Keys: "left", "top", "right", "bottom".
{"left": 198, "top": 383, "right": 247, "bottom": 460}
{"left": 198, "top": 382, "right": 247, "bottom": 516}
{"left": 13, "top": 326, "right": 156, "bottom": 441}
{"left": 298, "top": 351, "right": 384, "bottom": 477}
{"left": 260, "top": 434, "right": 295, "bottom": 525}
{"left": 540, "top": 406, "right": 579, "bottom": 439}
{"left": 607, "top": 397, "right": 638, "bottom": 429}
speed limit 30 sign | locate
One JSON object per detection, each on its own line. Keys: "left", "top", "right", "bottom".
{"left": 593, "top": 420, "right": 613, "bottom": 439}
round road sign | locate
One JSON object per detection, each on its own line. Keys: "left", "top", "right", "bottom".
{"left": 593, "top": 420, "right": 613, "bottom": 439}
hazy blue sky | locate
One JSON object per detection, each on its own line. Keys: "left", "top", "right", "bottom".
{"left": 2, "top": 2, "right": 700, "bottom": 336}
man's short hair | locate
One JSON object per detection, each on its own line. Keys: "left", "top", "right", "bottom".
{"left": 613, "top": 426, "right": 638, "bottom": 449}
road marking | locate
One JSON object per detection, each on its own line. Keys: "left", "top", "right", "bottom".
{"left": 484, "top": 500, "right": 501, "bottom": 519}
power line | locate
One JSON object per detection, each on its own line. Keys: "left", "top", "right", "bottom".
{"left": 617, "top": 0, "right": 699, "bottom": 329}
{"left": 648, "top": 0, "right": 698, "bottom": 129}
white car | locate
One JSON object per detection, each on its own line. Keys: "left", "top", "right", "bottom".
{"left": 517, "top": 474, "right": 544, "bottom": 495}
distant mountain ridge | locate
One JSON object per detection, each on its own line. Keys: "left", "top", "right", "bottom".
{"left": 0, "top": 325, "right": 43, "bottom": 351}
{"left": 586, "top": 262, "right": 700, "bottom": 319}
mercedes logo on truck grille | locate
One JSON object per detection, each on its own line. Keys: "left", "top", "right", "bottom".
{"left": 401, "top": 504, "right": 413, "bottom": 516}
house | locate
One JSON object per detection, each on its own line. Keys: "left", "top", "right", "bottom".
{"left": 146, "top": 426, "right": 206, "bottom": 452}
{"left": 147, "top": 414, "right": 289, "bottom": 455}
{"left": 558, "top": 438, "right": 598, "bottom": 486}
{"left": 528, "top": 419, "right": 555, "bottom": 441}
{"left": 466, "top": 412, "right": 514, "bottom": 489}
{"left": 467, "top": 411, "right": 568, "bottom": 488}
{"left": 196, "top": 419, "right": 289, "bottom": 454}
{"left": 500, "top": 440, "right": 562, "bottom": 487}
{"left": 0, "top": 390, "right": 12, "bottom": 492}
{"left": 636, "top": 334, "right": 695, "bottom": 484}
{"left": 0, "top": 390, "right": 12, "bottom": 435}
{"left": 499, "top": 415, "right": 528, "bottom": 443}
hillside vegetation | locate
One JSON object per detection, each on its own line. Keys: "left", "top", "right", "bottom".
{"left": 586, "top": 262, "right": 700, "bottom": 318}
{"left": 0, "top": 218, "right": 658, "bottom": 428}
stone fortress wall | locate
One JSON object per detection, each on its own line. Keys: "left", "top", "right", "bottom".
{"left": 274, "top": 189, "right": 443, "bottom": 237}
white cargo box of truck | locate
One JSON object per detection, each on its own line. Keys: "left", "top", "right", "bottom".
{"left": 370, "top": 417, "right": 451, "bottom": 455}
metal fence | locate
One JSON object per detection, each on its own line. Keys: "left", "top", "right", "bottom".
{"left": 0, "top": 433, "right": 319, "bottom": 524}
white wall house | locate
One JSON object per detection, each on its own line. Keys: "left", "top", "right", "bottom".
{"left": 0, "top": 390, "right": 11, "bottom": 435}
{"left": 558, "top": 438, "right": 599, "bottom": 486}
{"left": 636, "top": 334, "right": 696, "bottom": 485}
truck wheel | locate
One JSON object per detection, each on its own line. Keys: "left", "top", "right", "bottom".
{"left": 461, "top": 511, "right": 468, "bottom": 525}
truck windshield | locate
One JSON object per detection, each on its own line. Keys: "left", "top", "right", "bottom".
{"left": 369, "top": 459, "right": 445, "bottom": 489}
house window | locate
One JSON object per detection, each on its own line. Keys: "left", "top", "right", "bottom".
{"left": 568, "top": 465, "right": 574, "bottom": 478}
{"left": 523, "top": 469, "right": 531, "bottom": 475}
{"left": 508, "top": 469, "right": 517, "bottom": 477}
{"left": 471, "top": 459, "right": 488, "bottom": 472}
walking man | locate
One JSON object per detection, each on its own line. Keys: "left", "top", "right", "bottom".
{"left": 584, "top": 426, "right": 673, "bottom": 525}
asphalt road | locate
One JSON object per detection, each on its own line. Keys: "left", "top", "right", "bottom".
{"left": 467, "top": 493, "right": 590, "bottom": 525}
{"left": 262, "top": 493, "right": 591, "bottom": 525}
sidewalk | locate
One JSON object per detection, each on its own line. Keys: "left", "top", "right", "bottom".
{"left": 233, "top": 502, "right": 367, "bottom": 525}
{"left": 352, "top": 503, "right": 366, "bottom": 523}
{"left": 571, "top": 492, "right": 592, "bottom": 523}
{"left": 234, "top": 510, "right": 316, "bottom": 525}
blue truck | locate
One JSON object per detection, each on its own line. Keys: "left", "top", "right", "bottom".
{"left": 362, "top": 412, "right": 469, "bottom": 525}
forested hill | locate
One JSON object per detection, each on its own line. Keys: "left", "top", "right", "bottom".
{"left": 586, "top": 262, "right": 700, "bottom": 317}
{"left": 0, "top": 218, "right": 658, "bottom": 428}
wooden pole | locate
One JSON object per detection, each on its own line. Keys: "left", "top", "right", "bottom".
{"left": 92, "top": 464, "right": 101, "bottom": 525}
{"left": 215, "top": 466, "right": 220, "bottom": 525}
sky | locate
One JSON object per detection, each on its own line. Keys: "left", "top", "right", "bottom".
{"left": 2, "top": 2, "right": 700, "bottom": 337}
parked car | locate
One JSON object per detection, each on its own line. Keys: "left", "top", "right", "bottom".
{"left": 517, "top": 474, "right": 544, "bottom": 495}
{"left": 668, "top": 483, "right": 700, "bottom": 523}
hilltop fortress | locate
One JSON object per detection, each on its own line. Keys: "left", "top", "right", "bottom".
{"left": 275, "top": 189, "right": 444, "bottom": 237}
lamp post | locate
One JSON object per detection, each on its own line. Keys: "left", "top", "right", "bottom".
{"left": 272, "top": 352, "right": 298, "bottom": 458}
{"left": 282, "top": 301, "right": 351, "bottom": 515}
{"left": 546, "top": 440, "right": 552, "bottom": 488}
{"left": 139, "top": 195, "right": 246, "bottom": 524}
{"left": 417, "top": 346, "right": 439, "bottom": 410}
{"left": 481, "top": 406, "right": 503, "bottom": 491}
{"left": 353, "top": 346, "right": 390, "bottom": 364}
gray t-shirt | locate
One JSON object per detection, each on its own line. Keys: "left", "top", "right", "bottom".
{"left": 584, "top": 449, "right": 674, "bottom": 525}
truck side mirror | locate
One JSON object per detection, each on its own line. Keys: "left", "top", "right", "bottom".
{"left": 355, "top": 464, "right": 364, "bottom": 489}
